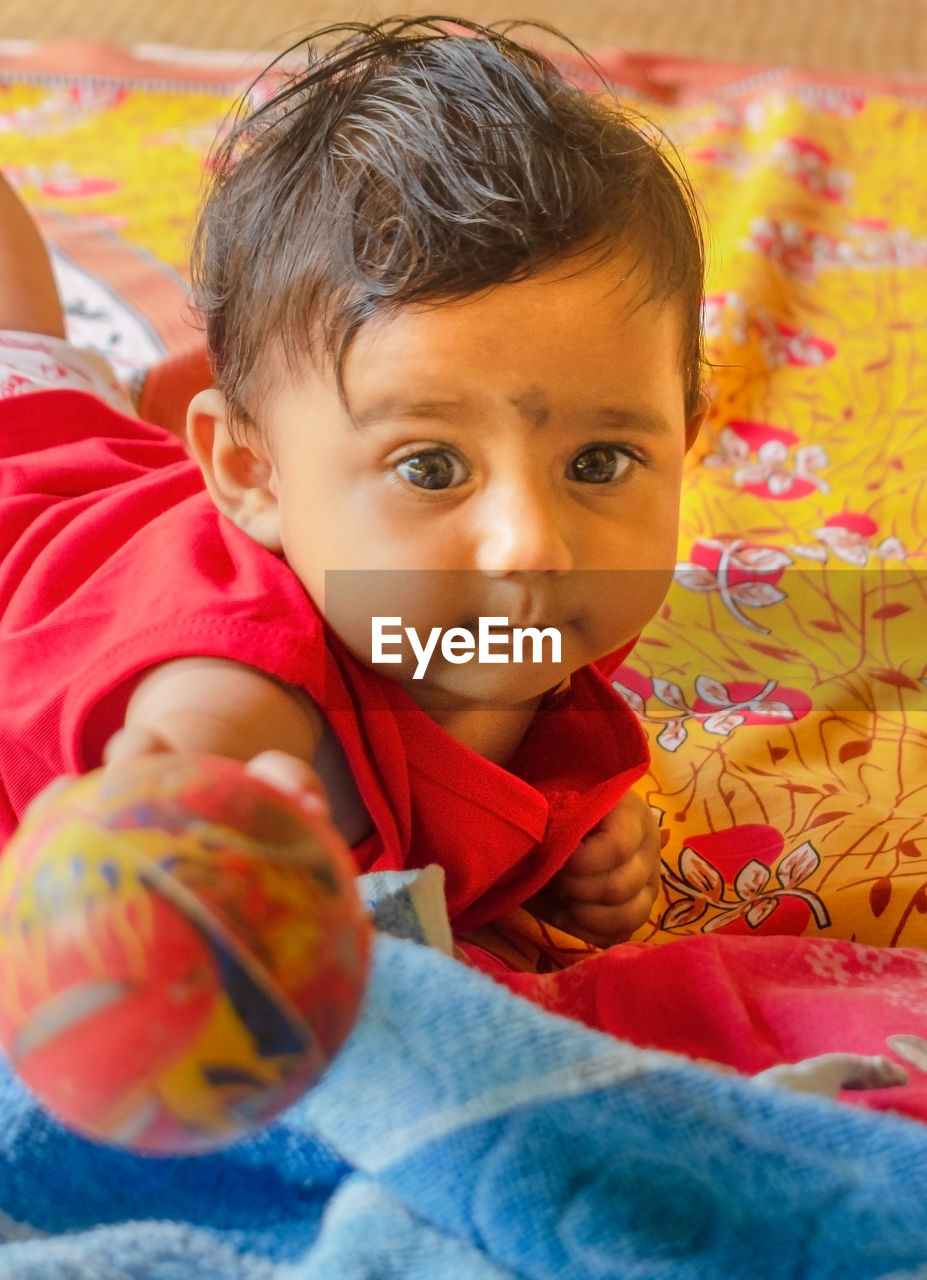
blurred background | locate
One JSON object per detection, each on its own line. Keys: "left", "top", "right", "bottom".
{"left": 3, "top": 0, "right": 925, "bottom": 75}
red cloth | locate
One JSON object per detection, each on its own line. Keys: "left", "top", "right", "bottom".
{"left": 480, "top": 931, "right": 927, "bottom": 1122}
{"left": 0, "top": 389, "right": 648, "bottom": 930}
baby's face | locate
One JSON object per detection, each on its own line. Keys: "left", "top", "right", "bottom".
{"left": 254, "top": 249, "right": 703, "bottom": 716}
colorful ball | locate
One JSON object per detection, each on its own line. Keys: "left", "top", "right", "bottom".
{"left": 0, "top": 753, "right": 372, "bottom": 1154}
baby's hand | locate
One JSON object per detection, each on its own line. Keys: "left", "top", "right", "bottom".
{"left": 242, "top": 750, "right": 332, "bottom": 822}
{"left": 537, "top": 790, "right": 661, "bottom": 949}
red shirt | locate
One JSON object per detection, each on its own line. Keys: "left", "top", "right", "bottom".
{"left": 0, "top": 389, "right": 649, "bottom": 930}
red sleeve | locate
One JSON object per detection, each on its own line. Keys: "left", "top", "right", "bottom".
{"left": 0, "top": 389, "right": 324, "bottom": 835}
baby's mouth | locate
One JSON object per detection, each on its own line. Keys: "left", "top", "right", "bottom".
{"left": 460, "top": 616, "right": 562, "bottom": 633}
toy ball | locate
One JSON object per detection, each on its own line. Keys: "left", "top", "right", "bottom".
{"left": 0, "top": 753, "right": 372, "bottom": 1154}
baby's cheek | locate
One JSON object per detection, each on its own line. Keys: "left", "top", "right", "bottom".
{"left": 613, "top": 560, "right": 675, "bottom": 628}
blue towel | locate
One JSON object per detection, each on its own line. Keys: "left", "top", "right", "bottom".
{"left": 2, "top": 877, "right": 927, "bottom": 1279}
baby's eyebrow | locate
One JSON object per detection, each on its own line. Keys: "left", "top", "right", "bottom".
{"left": 505, "top": 391, "right": 673, "bottom": 437}
{"left": 593, "top": 407, "right": 674, "bottom": 437}
{"left": 352, "top": 395, "right": 471, "bottom": 428}
{"left": 351, "top": 394, "right": 674, "bottom": 437}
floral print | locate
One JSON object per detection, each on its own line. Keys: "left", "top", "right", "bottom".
{"left": 659, "top": 825, "right": 830, "bottom": 935}
{"left": 613, "top": 665, "right": 811, "bottom": 753}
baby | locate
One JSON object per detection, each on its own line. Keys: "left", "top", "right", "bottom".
{"left": 0, "top": 17, "right": 709, "bottom": 949}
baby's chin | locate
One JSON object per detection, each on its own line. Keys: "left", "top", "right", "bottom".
{"left": 390, "top": 652, "right": 579, "bottom": 714}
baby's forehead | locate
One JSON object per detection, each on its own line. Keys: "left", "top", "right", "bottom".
{"left": 253, "top": 276, "right": 690, "bottom": 450}
{"left": 251, "top": 248, "right": 692, "bottom": 417}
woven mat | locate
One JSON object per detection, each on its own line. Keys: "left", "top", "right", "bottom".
{"left": 3, "top": 0, "right": 927, "bottom": 75}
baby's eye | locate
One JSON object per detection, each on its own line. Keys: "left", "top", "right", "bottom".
{"left": 567, "top": 445, "right": 636, "bottom": 485}
{"left": 395, "top": 449, "right": 468, "bottom": 491}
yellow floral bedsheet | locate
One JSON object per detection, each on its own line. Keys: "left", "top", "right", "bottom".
{"left": 1, "top": 45, "right": 924, "bottom": 952}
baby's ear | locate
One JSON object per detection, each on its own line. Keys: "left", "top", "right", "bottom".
{"left": 186, "top": 388, "right": 282, "bottom": 551}
{"left": 684, "top": 388, "right": 710, "bottom": 452}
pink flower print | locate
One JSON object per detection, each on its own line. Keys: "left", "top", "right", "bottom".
{"left": 660, "top": 824, "right": 831, "bottom": 935}
{"left": 675, "top": 537, "right": 792, "bottom": 634}
{"left": 746, "top": 217, "right": 813, "bottom": 278}
{"left": 703, "top": 419, "right": 796, "bottom": 467}
{"left": 754, "top": 314, "right": 836, "bottom": 369}
{"left": 847, "top": 216, "right": 889, "bottom": 232}
{"left": 790, "top": 512, "right": 907, "bottom": 565}
{"left": 0, "top": 334, "right": 57, "bottom": 355}
{"left": 0, "top": 373, "right": 32, "bottom": 399}
{"left": 611, "top": 665, "right": 656, "bottom": 712}
{"left": 5, "top": 163, "right": 122, "bottom": 208}
{"left": 702, "top": 292, "right": 749, "bottom": 345}
{"left": 37, "top": 359, "right": 79, "bottom": 386}
{"left": 692, "top": 107, "right": 743, "bottom": 136}
{"left": 611, "top": 666, "right": 810, "bottom": 753}
{"left": 691, "top": 676, "right": 812, "bottom": 729}
{"left": 40, "top": 174, "right": 119, "bottom": 199}
{"left": 702, "top": 299, "right": 835, "bottom": 369}
{"left": 690, "top": 142, "right": 749, "bottom": 174}
{"left": 773, "top": 136, "right": 851, "bottom": 201}
{"left": 705, "top": 420, "right": 829, "bottom": 499}
{"left": 844, "top": 219, "right": 927, "bottom": 269}
{"left": 796, "top": 86, "right": 866, "bottom": 118}
{"left": 0, "top": 85, "right": 127, "bottom": 137}
{"left": 610, "top": 667, "right": 693, "bottom": 753}
{"left": 144, "top": 125, "right": 219, "bottom": 152}
{"left": 745, "top": 217, "right": 844, "bottom": 280}
{"left": 735, "top": 438, "right": 830, "bottom": 497}
{"left": 68, "top": 85, "right": 128, "bottom": 111}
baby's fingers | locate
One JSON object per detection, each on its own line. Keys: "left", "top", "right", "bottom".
{"left": 246, "top": 750, "right": 331, "bottom": 820}
{"left": 556, "top": 856, "right": 655, "bottom": 905}
{"left": 103, "top": 724, "right": 174, "bottom": 765}
{"left": 565, "top": 810, "right": 659, "bottom": 879}
{"left": 550, "top": 885, "right": 656, "bottom": 949}
{"left": 564, "top": 823, "right": 641, "bottom": 877}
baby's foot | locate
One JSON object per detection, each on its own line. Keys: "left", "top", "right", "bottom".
{"left": 754, "top": 1052, "right": 908, "bottom": 1098}
{"left": 886, "top": 1034, "right": 927, "bottom": 1073}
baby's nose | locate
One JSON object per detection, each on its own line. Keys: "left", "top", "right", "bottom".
{"left": 474, "top": 487, "right": 572, "bottom": 575}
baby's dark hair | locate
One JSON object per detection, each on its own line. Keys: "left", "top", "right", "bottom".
{"left": 191, "top": 16, "right": 706, "bottom": 431}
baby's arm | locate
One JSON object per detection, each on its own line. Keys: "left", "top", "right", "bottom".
{"left": 0, "top": 177, "right": 370, "bottom": 841}
{"left": 105, "top": 656, "right": 372, "bottom": 846}
{"left": 0, "top": 172, "right": 66, "bottom": 338}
